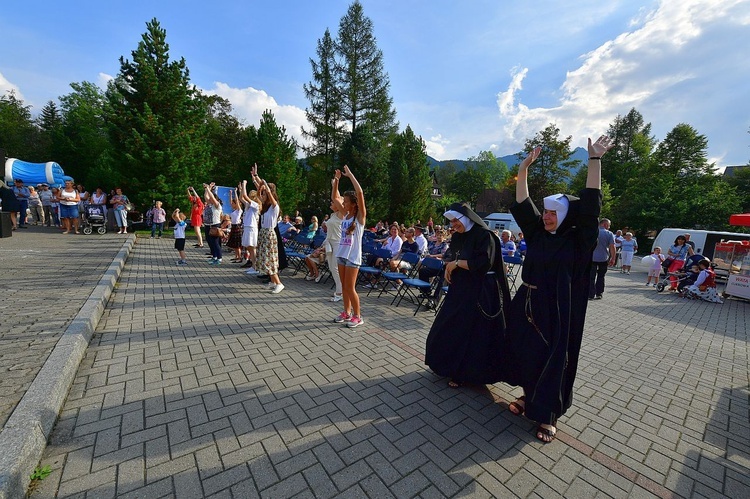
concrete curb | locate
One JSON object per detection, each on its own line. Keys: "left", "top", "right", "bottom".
{"left": 0, "top": 235, "right": 135, "bottom": 499}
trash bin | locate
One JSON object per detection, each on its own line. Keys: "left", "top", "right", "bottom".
{"left": 0, "top": 212, "right": 12, "bottom": 238}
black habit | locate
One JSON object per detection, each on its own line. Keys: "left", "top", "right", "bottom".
{"left": 425, "top": 204, "right": 511, "bottom": 385}
{"left": 503, "top": 188, "right": 601, "bottom": 425}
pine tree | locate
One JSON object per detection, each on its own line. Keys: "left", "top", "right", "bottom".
{"left": 57, "top": 82, "right": 115, "bottom": 187}
{"left": 338, "top": 123, "right": 389, "bottom": 222}
{"left": 388, "top": 126, "right": 432, "bottom": 223}
{"left": 603, "top": 108, "right": 656, "bottom": 195}
{"left": 107, "top": 18, "right": 213, "bottom": 208}
{"left": 335, "top": 1, "right": 398, "bottom": 141}
{"left": 247, "top": 110, "right": 304, "bottom": 214}
{"left": 302, "top": 29, "right": 343, "bottom": 166}
{"left": 0, "top": 90, "right": 38, "bottom": 159}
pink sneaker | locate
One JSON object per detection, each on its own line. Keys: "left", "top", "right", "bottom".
{"left": 333, "top": 312, "right": 351, "bottom": 323}
{"left": 347, "top": 315, "right": 364, "bottom": 328}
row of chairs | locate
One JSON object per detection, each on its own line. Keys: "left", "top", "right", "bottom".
{"left": 283, "top": 230, "right": 523, "bottom": 317}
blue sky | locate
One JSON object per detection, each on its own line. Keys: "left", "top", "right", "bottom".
{"left": 1, "top": 0, "right": 749, "bottom": 167}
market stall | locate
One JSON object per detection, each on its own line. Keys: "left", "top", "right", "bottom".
{"left": 722, "top": 214, "right": 750, "bottom": 300}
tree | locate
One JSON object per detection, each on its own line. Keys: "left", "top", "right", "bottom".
{"left": 602, "top": 108, "right": 656, "bottom": 195}
{"left": 35, "top": 101, "right": 64, "bottom": 162}
{"left": 615, "top": 123, "right": 742, "bottom": 235}
{"left": 468, "top": 150, "right": 509, "bottom": 189}
{"left": 338, "top": 123, "right": 389, "bottom": 222}
{"left": 0, "top": 90, "right": 38, "bottom": 160}
{"left": 246, "top": 110, "right": 304, "bottom": 214}
{"left": 388, "top": 126, "right": 432, "bottom": 223}
{"left": 726, "top": 166, "right": 750, "bottom": 213}
{"left": 335, "top": 1, "right": 398, "bottom": 141}
{"left": 518, "top": 123, "right": 578, "bottom": 208}
{"left": 202, "top": 94, "right": 249, "bottom": 187}
{"left": 107, "top": 18, "right": 214, "bottom": 209}
{"left": 302, "top": 28, "right": 343, "bottom": 166}
{"left": 57, "top": 82, "right": 114, "bottom": 185}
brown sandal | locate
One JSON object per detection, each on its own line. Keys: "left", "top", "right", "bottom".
{"left": 508, "top": 396, "right": 525, "bottom": 416}
{"left": 536, "top": 424, "right": 557, "bottom": 444}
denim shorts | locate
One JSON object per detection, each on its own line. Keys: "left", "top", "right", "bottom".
{"left": 337, "top": 257, "right": 361, "bottom": 268}
{"left": 59, "top": 204, "right": 79, "bottom": 219}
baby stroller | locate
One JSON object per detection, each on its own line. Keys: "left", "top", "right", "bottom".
{"left": 81, "top": 204, "right": 108, "bottom": 235}
{"left": 655, "top": 254, "right": 703, "bottom": 292}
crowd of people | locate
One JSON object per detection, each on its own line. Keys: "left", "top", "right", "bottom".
{"left": 2, "top": 135, "right": 727, "bottom": 446}
{"left": 0, "top": 178, "right": 133, "bottom": 234}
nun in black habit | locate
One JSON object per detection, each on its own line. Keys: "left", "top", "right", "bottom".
{"left": 502, "top": 136, "right": 613, "bottom": 443}
{"left": 425, "top": 202, "right": 511, "bottom": 387}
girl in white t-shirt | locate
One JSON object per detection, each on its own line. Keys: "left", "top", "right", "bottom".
{"left": 252, "top": 165, "right": 285, "bottom": 294}
{"left": 240, "top": 179, "right": 261, "bottom": 274}
{"left": 332, "top": 166, "right": 367, "bottom": 328}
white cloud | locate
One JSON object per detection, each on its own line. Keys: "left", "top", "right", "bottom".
{"left": 492, "top": 0, "right": 750, "bottom": 164}
{"left": 0, "top": 72, "right": 22, "bottom": 99}
{"left": 425, "top": 134, "right": 450, "bottom": 159}
{"left": 203, "top": 82, "right": 309, "bottom": 151}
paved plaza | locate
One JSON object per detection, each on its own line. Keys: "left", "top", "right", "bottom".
{"left": 1, "top": 228, "right": 748, "bottom": 498}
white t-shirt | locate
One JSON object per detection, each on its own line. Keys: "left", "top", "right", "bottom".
{"left": 173, "top": 220, "right": 187, "bottom": 239}
{"left": 230, "top": 207, "right": 243, "bottom": 225}
{"left": 261, "top": 204, "right": 280, "bottom": 229}
{"left": 336, "top": 215, "right": 364, "bottom": 264}
{"left": 243, "top": 200, "right": 260, "bottom": 229}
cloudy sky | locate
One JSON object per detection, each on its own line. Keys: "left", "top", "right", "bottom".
{"left": 1, "top": 0, "right": 748, "bottom": 167}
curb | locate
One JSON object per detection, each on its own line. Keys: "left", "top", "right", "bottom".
{"left": 0, "top": 235, "right": 135, "bottom": 499}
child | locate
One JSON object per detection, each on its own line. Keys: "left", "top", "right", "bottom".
{"left": 172, "top": 209, "right": 188, "bottom": 265}
{"left": 151, "top": 201, "right": 167, "bottom": 238}
{"left": 227, "top": 190, "right": 244, "bottom": 262}
{"left": 304, "top": 246, "right": 327, "bottom": 282}
{"left": 646, "top": 247, "right": 665, "bottom": 286}
{"left": 685, "top": 259, "right": 723, "bottom": 303}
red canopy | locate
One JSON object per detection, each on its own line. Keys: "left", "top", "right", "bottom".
{"left": 729, "top": 213, "right": 750, "bottom": 227}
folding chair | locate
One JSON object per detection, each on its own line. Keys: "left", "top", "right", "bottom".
{"left": 377, "top": 252, "right": 421, "bottom": 298}
{"left": 391, "top": 257, "right": 445, "bottom": 315}
{"left": 285, "top": 234, "right": 312, "bottom": 275}
{"left": 358, "top": 248, "right": 392, "bottom": 294}
{"left": 503, "top": 255, "right": 523, "bottom": 293}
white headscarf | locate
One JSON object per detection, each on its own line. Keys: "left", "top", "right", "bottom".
{"left": 543, "top": 194, "right": 569, "bottom": 233}
{"left": 443, "top": 209, "right": 474, "bottom": 232}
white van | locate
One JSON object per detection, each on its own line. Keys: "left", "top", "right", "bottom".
{"left": 632, "top": 228, "right": 750, "bottom": 273}
{"left": 482, "top": 212, "right": 521, "bottom": 237}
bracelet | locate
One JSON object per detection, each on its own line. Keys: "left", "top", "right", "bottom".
{"left": 589, "top": 156, "right": 601, "bottom": 160}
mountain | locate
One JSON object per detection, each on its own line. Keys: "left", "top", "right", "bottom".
{"left": 428, "top": 147, "right": 589, "bottom": 179}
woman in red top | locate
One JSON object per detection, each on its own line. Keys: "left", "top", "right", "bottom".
{"left": 188, "top": 187, "right": 204, "bottom": 247}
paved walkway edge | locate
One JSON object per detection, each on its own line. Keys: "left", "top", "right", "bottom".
{"left": 0, "top": 235, "right": 135, "bottom": 499}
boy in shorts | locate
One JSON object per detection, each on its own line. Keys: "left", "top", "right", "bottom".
{"left": 173, "top": 208, "right": 188, "bottom": 265}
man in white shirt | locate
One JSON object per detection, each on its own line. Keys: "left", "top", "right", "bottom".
{"left": 414, "top": 225, "right": 428, "bottom": 257}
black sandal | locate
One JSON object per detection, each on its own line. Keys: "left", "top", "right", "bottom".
{"left": 535, "top": 424, "right": 557, "bottom": 444}
{"left": 508, "top": 396, "right": 525, "bottom": 416}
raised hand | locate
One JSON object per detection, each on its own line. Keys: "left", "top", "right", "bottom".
{"left": 588, "top": 136, "right": 613, "bottom": 158}
{"left": 334, "top": 169, "right": 342, "bottom": 180}
{"left": 519, "top": 147, "right": 542, "bottom": 170}
{"left": 342, "top": 165, "right": 352, "bottom": 177}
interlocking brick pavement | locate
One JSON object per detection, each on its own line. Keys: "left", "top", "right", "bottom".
{"left": 23, "top": 238, "right": 750, "bottom": 497}
{"left": 0, "top": 227, "right": 129, "bottom": 429}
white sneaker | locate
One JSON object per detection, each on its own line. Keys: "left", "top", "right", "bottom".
{"left": 266, "top": 282, "right": 276, "bottom": 289}
{"left": 271, "top": 283, "right": 285, "bottom": 294}
{"left": 245, "top": 268, "right": 260, "bottom": 275}
{"left": 330, "top": 294, "right": 343, "bottom": 302}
